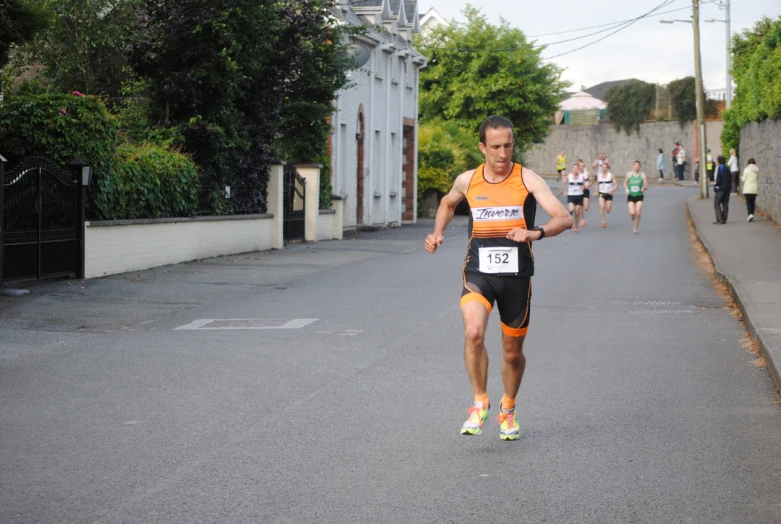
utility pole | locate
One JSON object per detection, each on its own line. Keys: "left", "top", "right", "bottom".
{"left": 725, "top": 0, "right": 731, "bottom": 108}
{"left": 693, "top": 0, "right": 709, "bottom": 199}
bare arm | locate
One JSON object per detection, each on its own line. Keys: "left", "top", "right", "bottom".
{"left": 424, "top": 171, "right": 471, "bottom": 253}
{"left": 506, "top": 168, "right": 573, "bottom": 242}
{"left": 642, "top": 173, "right": 648, "bottom": 192}
{"left": 623, "top": 173, "right": 629, "bottom": 192}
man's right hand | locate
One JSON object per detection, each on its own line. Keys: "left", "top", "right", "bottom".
{"left": 425, "top": 234, "right": 444, "bottom": 253}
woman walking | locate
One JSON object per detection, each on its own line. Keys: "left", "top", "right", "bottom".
{"left": 728, "top": 148, "right": 740, "bottom": 194}
{"left": 742, "top": 158, "right": 759, "bottom": 222}
{"left": 624, "top": 161, "right": 648, "bottom": 234}
{"left": 597, "top": 162, "right": 617, "bottom": 228}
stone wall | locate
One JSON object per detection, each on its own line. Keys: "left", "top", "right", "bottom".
{"left": 523, "top": 121, "right": 719, "bottom": 180}
{"left": 740, "top": 118, "right": 781, "bottom": 225}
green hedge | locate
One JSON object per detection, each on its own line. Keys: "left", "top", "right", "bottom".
{"left": 105, "top": 143, "right": 199, "bottom": 220}
{"left": 0, "top": 93, "right": 199, "bottom": 219}
{"left": 721, "top": 16, "right": 781, "bottom": 154}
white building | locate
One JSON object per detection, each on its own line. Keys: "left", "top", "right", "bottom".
{"left": 419, "top": 7, "right": 448, "bottom": 33}
{"left": 329, "top": 0, "right": 427, "bottom": 228}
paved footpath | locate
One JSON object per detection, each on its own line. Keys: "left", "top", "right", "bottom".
{"left": 688, "top": 192, "right": 781, "bottom": 392}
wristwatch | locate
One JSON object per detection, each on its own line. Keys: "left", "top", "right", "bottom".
{"left": 532, "top": 226, "right": 545, "bottom": 240}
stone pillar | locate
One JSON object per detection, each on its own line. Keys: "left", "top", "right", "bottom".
{"left": 331, "top": 195, "right": 344, "bottom": 240}
{"left": 267, "top": 163, "right": 285, "bottom": 249}
{"left": 296, "top": 164, "right": 321, "bottom": 242}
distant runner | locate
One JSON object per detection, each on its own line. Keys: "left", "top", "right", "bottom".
{"left": 578, "top": 159, "right": 591, "bottom": 227}
{"left": 597, "top": 162, "right": 617, "bottom": 228}
{"left": 566, "top": 163, "right": 586, "bottom": 233}
{"left": 624, "top": 161, "right": 648, "bottom": 234}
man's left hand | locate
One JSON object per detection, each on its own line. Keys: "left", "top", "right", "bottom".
{"left": 506, "top": 228, "right": 537, "bottom": 242}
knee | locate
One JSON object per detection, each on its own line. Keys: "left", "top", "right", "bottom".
{"left": 464, "top": 324, "right": 485, "bottom": 347}
{"left": 503, "top": 345, "right": 523, "bottom": 365}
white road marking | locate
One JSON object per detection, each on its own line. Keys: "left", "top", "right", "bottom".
{"left": 174, "top": 318, "right": 319, "bottom": 330}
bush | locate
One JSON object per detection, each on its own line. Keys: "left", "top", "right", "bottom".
{"left": 605, "top": 80, "right": 655, "bottom": 135}
{"left": 104, "top": 143, "right": 199, "bottom": 220}
{"left": 0, "top": 93, "right": 200, "bottom": 219}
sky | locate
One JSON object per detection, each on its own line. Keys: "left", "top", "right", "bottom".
{"left": 419, "top": 0, "right": 781, "bottom": 94}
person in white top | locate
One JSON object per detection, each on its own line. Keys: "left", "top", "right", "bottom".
{"left": 728, "top": 148, "right": 739, "bottom": 194}
{"left": 565, "top": 163, "right": 586, "bottom": 232}
{"left": 596, "top": 162, "right": 617, "bottom": 228}
{"left": 675, "top": 145, "right": 687, "bottom": 181}
{"left": 577, "top": 159, "right": 591, "bottom": 226}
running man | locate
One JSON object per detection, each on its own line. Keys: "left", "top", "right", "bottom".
{"left": 578, "top": 159, "right": 591, "bottom": 226}
{"left": 624, "top": 161, "right": 648, "bottom": 233}
{"left": 424, "top": 115, "right": 572, "bottom": 441}
{"left": 592, "top": 152, "right": 609, "bottom": 173}
{"left": 566, "top": 163, "right": 586, "bottom": 232}
{"left": 556, "top": 150, "right": 567, "bottom": 192}
{"left": 596, "top": 162, "right": 617, "bottom": 228}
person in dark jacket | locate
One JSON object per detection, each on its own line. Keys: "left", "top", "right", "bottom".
{"left": 713, "top": 155, "right": 731, "bottom": 224}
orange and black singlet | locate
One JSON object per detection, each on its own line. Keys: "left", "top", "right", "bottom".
{"left": 463, "top": 163, "right": 537, "bottom": 277}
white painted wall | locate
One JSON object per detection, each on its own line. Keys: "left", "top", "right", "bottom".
{"left": 85, "top": 216, "right": 273, "bottom": 278}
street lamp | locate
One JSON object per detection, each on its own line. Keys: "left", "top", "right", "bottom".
{"left": 704, "top": 0, "right": 731, "bottom": 108}
{"left": 659, "top": 2, "right": 708, "bottom": 200}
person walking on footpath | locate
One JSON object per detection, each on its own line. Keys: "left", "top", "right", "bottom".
{"left": 713, "top": 155, "right": 731, "bottom": 224}
{"left": 728, "top": 148, "right": 740, "bottom": 194}
{"left": 706, "top": 149, "right": 715, "bottom": 182}
{"left": 656, "top": 148, "right": 665, "bottom": 180}
{"left": 742, "top": 158, "right": 759, "bottom": 222}
{"left": 624, "top": 161, "right": 648, "bottom": 233}
{"left": 597, "top": 162, "right": 617, "bottom": 228}
{"left": 566, "top": 163, "right": 586, "bottom": 232}
{"left": 424, "top": 115, "right": 573, "bottom": 441}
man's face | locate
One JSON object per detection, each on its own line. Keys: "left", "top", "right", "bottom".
{"left": 479, "top": 127, "right": 514, "bottom": 173}
{"left": 600, "top": 153, "right": 606, "bottom": 161}
{"left": 572, "top": 164, "right": 580, "bottom": 175}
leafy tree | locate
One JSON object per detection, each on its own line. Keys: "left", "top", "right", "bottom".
{"left": 721, "top": 16, "right": 781, "bottom": 154}
{"left": 668, "top": 76, "right": 719, "bottom": 126}
{"left": 604, "top": 80, "right": 655, "bottom": 135}
{"left": 0, "top": 0, "right": 52, "bottom": 69}
{"left": 418, "top": 118, "right": 483, "bottom": 199}
{"left": 417, "top": 5, "right": 567, "bottom": 154}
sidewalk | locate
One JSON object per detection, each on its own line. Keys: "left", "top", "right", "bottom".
{"left": 687, "top": 193, "right": 781, "bottom": 392}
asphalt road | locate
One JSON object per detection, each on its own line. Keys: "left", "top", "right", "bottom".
{"left": 2, "top": 187, "right": 781, "bottom": 523}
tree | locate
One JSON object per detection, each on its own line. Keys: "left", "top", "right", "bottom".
{"left": 417, "top": 5, "right": 567, "bottom": 154}
{"left": 0, "top": 0, "right": 52, "bottom": 69}
{"left": 604, "top": 80, "right": 655, "bottom": 135}
{"left": 668, "top": 76, "right": 719, "bottom": 126}
{"left": 721, "top": 16, "right": 781, "bottom": 154}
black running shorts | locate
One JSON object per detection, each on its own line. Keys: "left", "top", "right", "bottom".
{"left": 460, "top": 272, "right": 532, "bottom": 337}
{"left": 627, "top": 195, "right": 644, "bottom": 203}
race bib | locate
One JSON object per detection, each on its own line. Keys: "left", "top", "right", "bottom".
{"left": 478, "top": 247, "right": 519, "bottom": 274}
{"left": 630, "top": 185, "right": 640, "bottom": 193}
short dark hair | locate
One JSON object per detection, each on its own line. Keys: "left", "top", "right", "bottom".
{"left": 717, "top": 155, "right": 726, "bottom": 164}
{"left": 747, "top": 158, "right": 756, "bottom": 165}
{"left": 479, "top": 115, "right": 514, "bottom": 144}
{"left": 634, "top": 160, "right": 641, "bottom": 166}
{"left": 675, "top": 142, "right": 680, "bottom": 146}
{"left": 658, "top": 148, "right": 663, "bottom": 153}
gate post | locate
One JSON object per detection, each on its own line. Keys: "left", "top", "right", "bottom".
{"left": 0, "top": 154, "right": 6, "bottom": 287}
{"left": 69, "top": 157, "right": 90, "bottom": 279}
{"left": 295, "top": 164, "right": 321, "bottom": 242}
{"left": 267, "top": 162, "right": 285, "bottom": 249}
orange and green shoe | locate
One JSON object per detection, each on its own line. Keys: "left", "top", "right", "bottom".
{"left": 460, "top": 402, "right": 490, "bottom": 435}
{"left": 497, "top": 407, "right": 520, "bottom": 441}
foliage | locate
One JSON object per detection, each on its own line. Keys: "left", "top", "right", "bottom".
{"left": 15, "top": 0, "right": 141, "bottom": 95}
{"left": 0, "top": 93, "right": 199, "bottom": 220}
{"left": 605, "top": 80, "right": 655, "bottom": 135}
{"left": 721, "top": 16, "right": 781, "bottom": 154}
{"left": 0, "top": 0, "right": 52, "bottom": 68}
{"left": 105, "top": 143, "right": 199, "bottom": 219}
{"left": 668, "top": 76, "right": 719, "bottom": 126}
{"left": 417, "top": 119, "right": 484, "bottom": 200}
{"left": 417, "top": 5, "right": 568, "bottom": 155}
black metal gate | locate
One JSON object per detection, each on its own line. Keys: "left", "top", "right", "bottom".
{"left": 1, "top": 156, "right": 84, "bottom": 283}
{"left": 283, "top": 164, "right": 306, "bottom": 242}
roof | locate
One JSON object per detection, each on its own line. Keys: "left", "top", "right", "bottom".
{"left": 583, "top": 78, "right": 641, "bottom": 103}
{"left": 560, "top": 91, "right": 607, "bottom": 111}
{"left": 350, "top": 0, "right": 384, "bottom": 6}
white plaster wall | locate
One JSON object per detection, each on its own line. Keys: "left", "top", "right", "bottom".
{"left": 316, "top": 211, "right": 336, "bottom": 241}
{"left": 85, "top": 217, "right": 273, "bottom": 278}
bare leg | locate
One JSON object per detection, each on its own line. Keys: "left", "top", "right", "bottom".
{"left": 634, "top": 201, "right": 644, "bottom": 231}
{"left": 461, "top": 301, "right": 490, "bottom": 399}
{"left": 599, "top": 197, "right": 606, "bottom": 224}
{"left": 501, "top": 334, "right": 526, "bottom": 403}
{"left": 606, "top": 200, "right": 613, "bottom": 214}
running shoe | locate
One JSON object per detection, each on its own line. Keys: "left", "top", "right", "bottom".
{"left": 497, "top": 408, "right": 520, "bottom": 441}
{"left": 461, "top": 402, "right": 490, "bottom": 435}
{"left": 580, "top": 220, "right": 586, "bottom": 227}
{"left": 601, "top": 222, "right": 606, "bottom": 228}
{"left": 572, "top": 226, "right": 579, "bottom": 232}
{"left": 630, "top": 214, "right": 635, "bottom": 220}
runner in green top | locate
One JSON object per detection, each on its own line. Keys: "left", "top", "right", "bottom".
{"left": 623, "top": 160, "right": 648, "bottom": 234}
